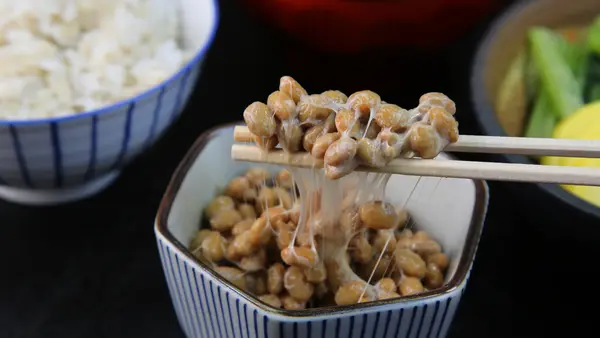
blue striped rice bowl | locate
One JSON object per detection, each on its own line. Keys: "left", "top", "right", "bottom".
{"left": 0, "top": 0, "right": 219, "bottom": 205}
{"left": 155, "top": 123, "right": 488, "bottom": 338}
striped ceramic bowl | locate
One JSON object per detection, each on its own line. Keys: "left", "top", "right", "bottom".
{"left": 0, "top": 0, "right": 219, "bottom": 205}
{"left": 155, "top": 123, "right": 489, "bottom": 338}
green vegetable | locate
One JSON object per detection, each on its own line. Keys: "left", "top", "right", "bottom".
{"left": 524, "top": 27, "right": 588, "bottom": 138}
{"left": 524, "top": 50, "right": 539, "bottom": 102}
{"left": 583, "top": 16, "right": 600, "bottom": 103}
{"left": 524, "top": 89, "right": 556, "bottom": 138}
{"left": 529, "top": 27, "right": 584, "bottom": 119}
{"left": 584, "top": 56, "right": 600, "bottom": 102}
{"left": 588, "top": 16, "right": 600, "bottom": 55}
{"left": 565, "top": 35, "right": 589, "bottom": 88}
{"left": 589, "top": 84, "right": 600, "bottom": 102}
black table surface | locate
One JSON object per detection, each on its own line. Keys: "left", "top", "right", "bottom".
{"left": 1, "top": 1, "right": 598, "bottom": 337}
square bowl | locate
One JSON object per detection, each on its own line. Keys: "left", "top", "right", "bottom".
{"left": 155, "top": 123, "right": 488, "bottom": 338}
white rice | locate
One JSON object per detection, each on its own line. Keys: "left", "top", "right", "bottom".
{"left": 0, "top": 0, "right": 193, "bottom": 120}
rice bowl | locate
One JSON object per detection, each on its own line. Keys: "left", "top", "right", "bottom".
{"left": 0, "top": 0, "right": 219, "bottom": 204}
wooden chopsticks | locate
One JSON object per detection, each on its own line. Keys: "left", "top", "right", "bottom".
{"left": 233, "top": 126, "right": 600, "bottom": 158}
{"left": 231, "top": 126, "right": 600, "bottom": 186}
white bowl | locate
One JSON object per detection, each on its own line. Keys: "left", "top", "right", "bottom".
{"left": 0, "top": 0, "right": 219, "bottom": 205}
{"left": 155, "top": 123, "right": 488, "bottom": 338}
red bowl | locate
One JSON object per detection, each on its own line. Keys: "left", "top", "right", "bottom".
{"left": 243, "top": 0, "right": 500, "bottom": 53}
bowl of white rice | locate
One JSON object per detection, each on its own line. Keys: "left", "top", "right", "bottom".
{"left": 0, "top": 0, "right": 219, "bottom": 205}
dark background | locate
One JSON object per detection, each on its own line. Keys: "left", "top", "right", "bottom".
{"left": 0, "top": 0, "right": 597, "bottom": 337}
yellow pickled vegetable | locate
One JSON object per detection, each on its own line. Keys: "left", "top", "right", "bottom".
{"left": 541, "top": 102, "right": 600, "bottom": 207}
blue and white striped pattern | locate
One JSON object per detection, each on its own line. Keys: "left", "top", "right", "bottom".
{"left": 155, "top": 234, "right": 467, "bottom": 338}
{"left": 0, "top": 62, "right": 201, "bottom": 190}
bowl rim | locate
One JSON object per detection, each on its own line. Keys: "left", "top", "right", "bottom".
{"left": 470, "top": 0, "right": 600, "bottom": 220}
{"left": 156, "top": 122, "right": 489, "bottom": 318}
{"left": 0, "top": 0, "right": 220, "bottom": 126}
